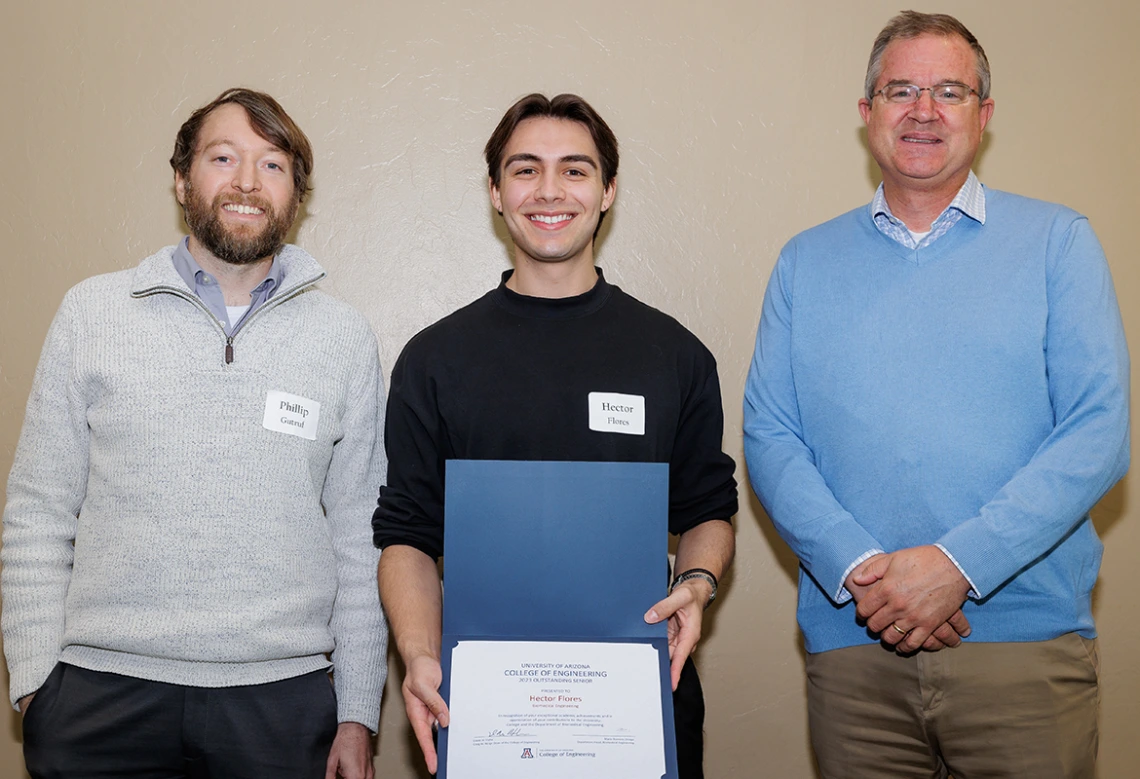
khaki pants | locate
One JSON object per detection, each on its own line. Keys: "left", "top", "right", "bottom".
{"left": 806, "top": 634, "right": 1099, "bottom": 779}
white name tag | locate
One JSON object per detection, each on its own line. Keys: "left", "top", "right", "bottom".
{"left": 262, "top": 390, "right": 321, "bottom": 441}
{"left": 588, "top": 392, "right": 645, "bottom": 436}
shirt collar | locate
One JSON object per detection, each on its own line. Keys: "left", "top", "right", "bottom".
{"left": 171, "top": 236, "right": 284, "bottom": 296}
{"left": 870, "top": 170, "right": 986, "bottom": 226}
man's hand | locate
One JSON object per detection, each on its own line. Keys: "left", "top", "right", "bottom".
{"left": 850, "top": 545, "right": 972, "bottom": 653}
{"left": 17, "top": 694, "right": 34, "bottom": 715}
{"left": 645, "top": 518, "right": 734, "bottom": 688}
{"left": 917, "top": 609, "right": 972, "bottom": 651}
{"left": 402, "top": 654, "right": 450, "bottom": 775}
{"left": 644, "top": 577, "right": 712, "bottom": 691}
{"left": 843, "top": 553, "right": 887, "bottom": 604}
{"left": 378, "top": 546, "right": 449, "bottom": 774}
{"left": 843, "top": 553, "right": 967, "bottom": 650}
{"left": 324, "top": 722, "right": 374, "bottom": 779}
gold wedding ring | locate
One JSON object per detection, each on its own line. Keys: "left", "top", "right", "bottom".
{"left": 891, "top": 623, "right": 908, "bottom": 635}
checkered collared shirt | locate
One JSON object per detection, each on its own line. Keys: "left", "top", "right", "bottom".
{"left": 870, "top": 170, "right": 986, "bottom": 249}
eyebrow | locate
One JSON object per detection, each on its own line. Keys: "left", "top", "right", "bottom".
{"left": 504, "top": 152, "right": 599, "bottom": 169}
{"left": 201, "top": 139, "right": 286, "bottom": 155}
{"left": 882, "top": 78, "right": 970, "bottom": 87}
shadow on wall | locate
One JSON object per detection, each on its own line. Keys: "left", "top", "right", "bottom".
{"left": 744, "top": 486, "right": 822, "bottom": 779}
{"left": 1092, "top": 479, "right": 1129, "bottom": 542}
{"left": 1091, "top": 479, "right": 1129, "bottom": 621}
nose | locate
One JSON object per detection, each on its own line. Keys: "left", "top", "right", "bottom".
{"left": 908, "top": 90, "right": 938, "bottom": 121}
{"left": 232, "top": 160, "right": 261, "bottom": 193}
{"left": 535, "top": 169, "right": 564, "bottom": 201}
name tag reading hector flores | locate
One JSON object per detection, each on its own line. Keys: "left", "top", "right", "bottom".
{"left": 262, "top": 390, "right": 320, "bottom": 441}
{"left": 588, "top": 392, "right": 645, "bottom": 436}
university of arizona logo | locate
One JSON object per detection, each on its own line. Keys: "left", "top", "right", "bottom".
{"left": 520, "top": 748, "right": 534, "bottom": 759}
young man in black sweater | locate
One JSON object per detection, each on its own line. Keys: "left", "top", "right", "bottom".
{"left": 373, "top": 93, "right": 738, "bottom": 778}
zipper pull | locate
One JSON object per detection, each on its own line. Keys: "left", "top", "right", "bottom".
{"left": 225, "top": 337, "right": 234, "bottom": 364}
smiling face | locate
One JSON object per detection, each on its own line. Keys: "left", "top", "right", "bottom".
{"left": 858, "top": 33, "right": 994, "bottom": 201}
{"left": 489, "top": 117, "right": 616, "bottom": 271}
{"left": 175, "top": 102, "right": 299, "bottom": 266}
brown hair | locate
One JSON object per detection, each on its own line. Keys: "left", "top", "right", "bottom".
{"left": 485, "top": 93, "right": 619, "bottom": 235}
{"left": 170, "top": 88, "right": 314, "bottom": 201}
{"left": 485, "top": 93, "right": 619, "bottom": 188}
{"left": 865, "top": 11, "right": 991, "bottom": 101}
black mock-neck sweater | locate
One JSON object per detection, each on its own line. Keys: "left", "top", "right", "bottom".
{"left": 373, "top": 269, "right": 738, "bottom": 559}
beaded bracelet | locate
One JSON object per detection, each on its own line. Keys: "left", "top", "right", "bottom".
{"left": 669, "top": 567, "right": 718, "bottom": 606}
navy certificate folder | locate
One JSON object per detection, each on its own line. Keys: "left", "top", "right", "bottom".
{"left": 438, "top": 459, "right": 678, "bottom": 778}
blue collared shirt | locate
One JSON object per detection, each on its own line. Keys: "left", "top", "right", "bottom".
{"left": 172, "top": 237, "right": 283, "bottom": 335}
{"left": 870, "top": 171, "right": 986, "bottom": 250}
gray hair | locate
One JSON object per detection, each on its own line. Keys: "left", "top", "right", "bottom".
{"left": 864, "top": 11, "right": 991, "bottom": 101}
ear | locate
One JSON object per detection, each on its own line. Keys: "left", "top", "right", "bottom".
{"left": 175, "top": 172, "right": 187, "bottom": 206}
{"left": 978, "top": 98, "right": 995, "bottom": 133}
{"left": 488, "top": 176, "right": 502, "bottom": 215}
{"left": 857, "top": 97, "right": 873, "bottom": 126}
{"left": 601, "top": 178, "right": 617, "bottom": 213}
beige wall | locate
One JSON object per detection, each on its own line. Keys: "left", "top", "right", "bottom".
{"left": 1, "top": 1, "right": 1136, "bottom": 776}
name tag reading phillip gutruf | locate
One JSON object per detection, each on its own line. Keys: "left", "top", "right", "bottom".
{"left": 588, "top": 391, "right": 645, "bottom": 435}
{"left": 263, "top": 390, "right": 320, "bottom": 441}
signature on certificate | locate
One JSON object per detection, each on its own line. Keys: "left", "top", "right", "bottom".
{"left": 487, "top": 728, "right": 529, "bottom": 738}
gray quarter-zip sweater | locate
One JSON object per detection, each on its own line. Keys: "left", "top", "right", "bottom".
{"left": 2, "top": 244, "right": 388, "bottom": 729}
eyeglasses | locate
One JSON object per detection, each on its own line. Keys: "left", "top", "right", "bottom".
{"left": 873, "top": 83, "right": 980, "bottom": 105}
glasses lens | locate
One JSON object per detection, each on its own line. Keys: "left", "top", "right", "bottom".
{"left": 932, "top": 84, "right": 970, "bottom": 104}
{"left": 884, "top": 85, "right": 918, "bottom": 103}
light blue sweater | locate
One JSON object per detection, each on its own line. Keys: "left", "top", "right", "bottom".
{"left": 744, "top": 189, "right": 1130, "bottom": 653}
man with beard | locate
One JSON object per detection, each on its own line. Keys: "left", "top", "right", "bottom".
{"left": 373, "top": 93, "right": 738, "bottom": 778}
{"left": 2, "top": 88, "right": 386, "bottom": 779}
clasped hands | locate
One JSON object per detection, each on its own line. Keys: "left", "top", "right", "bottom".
{"left": 845, "top": 545, "right": 972, "bottom": 654}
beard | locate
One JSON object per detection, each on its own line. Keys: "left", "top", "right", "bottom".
{"left": 182, "top": 182, "right": 298, "bottom": 266}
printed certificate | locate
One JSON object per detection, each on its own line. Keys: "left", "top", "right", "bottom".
{"left": 444, "top": 639, "right": 666, "bottom": 778}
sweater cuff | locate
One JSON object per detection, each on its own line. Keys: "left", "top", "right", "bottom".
{"left": 6, "top": 653, "right": 59, "bottom": 711}
{"left": 337, "top": 695, "right": 382, "bottom": 733}
{"left": 835, "top": 548, "right": 885, "bottom": 603}
{"left": 936, "top": 519, "right": 1007, "bottom": 598}
{"left": 933, "top": 543, "right": 981, "bottom": 599}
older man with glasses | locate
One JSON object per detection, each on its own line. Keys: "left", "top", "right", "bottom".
{"left": 744, "top": 11, "right": 1128, "bottom": 779}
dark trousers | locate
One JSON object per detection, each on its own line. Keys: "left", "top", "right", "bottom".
{"left": 22, "top": 663, "right": 338, "bottom": 779}
{"left": 673, "top": 655, "right": 705, "bottom": 779}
